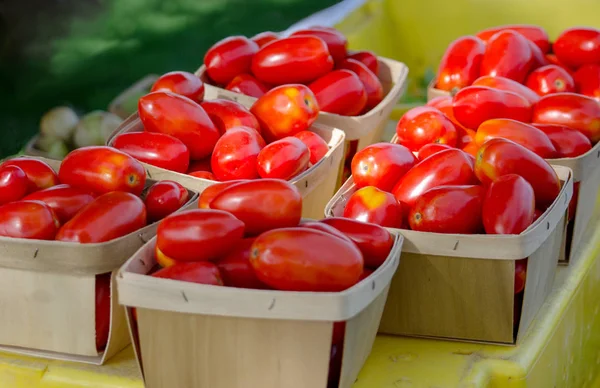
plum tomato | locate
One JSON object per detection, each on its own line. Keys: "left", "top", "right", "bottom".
{"left": 482, "top": 174, "right": 535, "bottom": 235}
{"left": 256, "top": 137, "right": 310, "bottom": 180}
{"left": 396, "top": 106, "right": 458, "bottom": 151}
{"left": 111, "top": 132, "right": 190, "bottom": 173}
{"left": 351, "top": 143, "right": 417, "bottom": 192}
{"left": 151, "top": 71, "right": 205, "bottom": 102}
{"left": 308, "top": 70, "right": 367, "bottom": 116}
{"left": 0, "top": 200, "right": 59, "bottom": 240}
{"left": 343, "top": 186, "right": 403, "bottom": 228}
{"left": 200, "top": 99, "right": 261, "bottom": 135}
{"left": 211, "top": 126, "right": 266, "bottom": 181}
{"left": 144, "top": 181, "right": 189, "bottom": 223}
{"left": 204, "top": 36, "right": 259, "bottom": 85}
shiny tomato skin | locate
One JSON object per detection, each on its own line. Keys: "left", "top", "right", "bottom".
{"left": 436, "top": 36, "right": 486, "bottom": 91}
{"left": 187, "top": 158, "right": 212, "bottom": 173}
{"left": 417, "top": 143, "right": 454, "bottom": 161}
{"left": 476, "top": 25, "right": 551, "bottom": 53}
{"left": 0, "top": 165, "right": 28, "bottom": 205}
{"left": 426, "top": 96, "right": 474, "bottom": 147}
{"left": 527, "top": 40, "right": 550, "bottom": 70}
{"left": 573, "top": 64, "right": 600, "bottom": 101}
{"left": 56, "top": 192, "right": 146, "bottom": 243}
{"left": 0, "top": 158, "right": 59, "bottom": 192}
{"left": 553, "top": 27, "right": 600, "bottom": 68}
{"left": 58, "top": 146, "right": 146, "bottom": 196}
{"left": 144, "top": 181, "right": 189, "bottom": 223}
{"left": 472, "top": 76, "right": 540, "bottom": 105}
{"left": 198, "top": 180, "right": 246, "bottom": 209}
{"left": 225, "top": 74, "right": 270, "bottom": 98}
{"left": 482, "top": 174, "right": 535, "bottom": 235}
{"left": 351, "top": 143, "right": 417, "bottom": 192}
{"left": 251, "top": 36, "right": 334, "bottom": 85}
{"left": 155, "top": 245, "right": 177, "bottom": 268}
{"left": 200, "top": 99, "right": 261, "bottom": 135}
{"left": 347, "top": 51, "right": 379, "bottom": 75}
{"left": 337, "top": 58, "right": 384, "bottom": 111}
{"left": 251, "top": 31, "right": 279, "bottom": 47}
{"left": 475, "top": 119, "right": 557, "bottom": 158}
{"left": 23, "top": 184, "right": 95, "bottom": 224}
{"left": 138, "top": 91, "right": 220, "bottom": 160}
{"left": 298, "top": 221, "right": 357, "bottom": 247}
{"left": 157, "top": 209, "right": 245, "bottom": 262}
{"left": 533, "top": 208, "right": 544, "bottom": 222}
{"left": 408, "top": 185, "right": 485, "bottom": 234}
{"left": 249, "top": 228, "right": 363, "bottom": 292}
{"left": 216, "top": 237, "right": 269, "bottom": 289}
{"left": 151, "top": 71, "right": 204, "bottom": 102}
{"left": 545, "top": 54, "right": 574, "bottom": 75}
{"left": 343, "top": 186, "right": 403, "bottom": 228}
{"left": 392, "top": 149, "right": 477, "bottom": 208}
{"left": 514, "top": 259, "right": 527, "bottom": 294}
{"left": 532, "top": 93, "right": 600, "bottom": 143}
{"left": 291, "top": 27, "right": 348, "bottom": 63}
{"left": 256, "top": 137, "right": 310, "bottom": 180}
{"left": 204, "top": 36, "right": 259, "bottom": 85}
{"left": 0, "top": 200, "right": 59, "bottom": 240}
{"left": 293, "top": 131, "right": 329, "bottom": 165}
{"left": 189, "top": 171, "right": 216, "bottom": 180}
{"left": 474, "top": 138, "right": 560, "bottom": 209}
{"left": 211, "top": 126, "right": 266, "bottom": 181}
{"left": 152, "top": 262, "right": 223, "bottom": 286}
{"left": 462, "top": 141, "right": 479, "bottom": 157}
{"left": 396, "top": 106, "right": 458, "bottom": 151}
{"left": 480, "top": 30, "right": 533, "bottom": 83}
{"left": 532, "top": 124, "right": 592, "bottom": 158}
{"left": 308, "top": 70, "right": 367, "bottom": 116}
{"left": 250, "top": 84, "right": 319, "bottom": 142}
{"left": 95, "top": 272, "right": 111, "bottom": 351}
{"left": 525, "top": 65, "right": 575, "bottom": 96}
{"left": 111, "top": 132, "right": 190, "bottom": 173}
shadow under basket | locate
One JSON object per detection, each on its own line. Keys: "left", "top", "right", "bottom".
{"left": 325, "top": 166, "right": 573, "bottom": 344}
{"left": 117, "top": 233, "right": 403, "bottom": 388}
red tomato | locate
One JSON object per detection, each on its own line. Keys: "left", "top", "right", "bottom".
{"left": 343, "top": 186, "right": 403, "bottom": 228}
{"left": 204, "top": 36, "right": 259, "bottom": 85}
{"left": 138, "top": 91, "right": 220, "bottom": 160}
{"left": 0, "top": 165, "right": 28, "bottom": 205}
{"left": 359, "top": 268, "right": 375, "bottom": 282}
{"left": 189, "top": 171, "right": 216, "bottom": 180}
{"left": 257, "top": 137, "right": 309, "bottom": 180}
{"left": 472, "top": 76, "right": 540, "bottom": 105}
{"left": 452, "top": 86, "right": 532, "bottom": 130}
{"left": 157, "top": 209, "right": 245, "bottom": 261}
{"left": 151, "top": 71, "right": 204, "bottom": 102}
{"left": 216, "top": 238, "right": 268, "bottom": 289}
{"left": 531, "top": 124, "right": 592, "bottom": 158}
{"left": 308, "top": 70, "right": 367, "bottom": 116}
{"left": 392, "top": 149, "right": 476, "bottom": 208}
{"left": 347, "top": 51, "right": 379, "bottom": 75}
{"left": 545, "top": 54, "right": 574, "bottom": 75}
{"left": 426, "top": 96, "right": 474, "bottom": 147}
{"left": 251, "top": 31, "right": 279, "bottom": 47}
{"left": 396, "top": 106, "right": 458, "bottom": 151}
{"left": 514, "top": 259, "right": 528, "bottom": 294}
{"left": 23, "top": 184, "right": 95, "bottom": 224}
{"left": 408, "top": 185, "right": 485, "bottom": 234}
{"left": 436, "top": 36, "right": 486, "bottom": 91}
{"left": 58, "top": 146, "right": 146, "bottom": 196}
{"left": 476, "top": 25, "right": 550, "bottom": 53}
{"left": 0, "top": 200, "right": 59, "bottom": 240}
{"left": 482, "top": 174, "right": 535, "bottom": 235}
{"left": 475, "top": 119, "right": 557, "bottom": 158}
{"left": 321, "top": 217, "right": 393, "bottom": 269}
{"left": 187, "top": 158, "right": 212, "bottom": 173}
{"left": 225, "top": 74, "right": 270, "bottom": 98}
{"left": 112, "top": 132, "right": 190, "bottom": 173}
{"left": 462, "top": 142, "right": 479, "bottom": 157}
{"left": 328, "top": 342, "right": 343, "bottom": 388}
{"left": 553, "top": 27, "right": 600, "bottom": 68}
{"left": 211, "top": 126, "right": 266, "bottom": 181}
{"left": 251, "top": 36, "right": 334, "bottom": 85}
{"left": 95, "top": 273, "right": 111, "bottom": 351}
{"left": 250, "top": 84, "right": 319, "bottom": 142}
{"left": 291, "top": 27, "right": 348, "bottom": 63}
{"left": 293, "top": 131, "right": 329, "bottom": 165}
{"left": 417, "top": 143, "right": 454, "bottom": 161}
{"left": 480, "top": 30, "right": 533, "bottom": 83}
{"left": 533, "top": 208, "right": 544, "bottom": 222}
{"left": 474, "top": 138, "right": 560, "bottom": 210}
{"left": 298, "top": 221, "right": 357, "bottom": 247}
{"left": 56, "top": 192, "right": 146, "bottom": 243}
{"left": 200, "top": 99, "right": 261, "bottom": 135}
{"left": 525, "top": 65, "right": 575, "bottom": 96}
{"left": 144, "top": 181, "right": 189, "bottom": 223}
{"left": 198, "top": 181, "right": 246, "bottom": 209}
{"left": 152, "top": 261, "right": 223, "bottom": 286}
{"left": 249, "top": 227, "right": 363, "bottom": 291}
{"left": 337, "top": 58, "right": 384, "bottom": 111}
{"left": 351, "top": 143, "right": 417, "bottom": 192}
{"left": 0, "top": 157, "right": 59, "bottom": 192}
{"left": 155, "top": 245, "right": 177, "bottom": 268}
{"left": 527, "top": 40, "right": 550, "bottom": 70}
{"left": 573, "top": 64, "right": 600, "bottom": 101}
{"left": 532, "top": 93, "right": 600, "bottom": 142}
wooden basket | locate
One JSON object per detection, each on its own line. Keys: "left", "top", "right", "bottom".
{"left": 117, "top": 232, "right": 403, "bottom": 388}
{"left": 0, "top": 157, "right": 198, "bottom": 364}
{"left": 23, "top": 135, "right": 55, "bottom": 160}
{"left": 108, "top": 74, "right": 159, "bottom": 120}
{"left": 325, "top": 166, "right": 573, "bottom": 344}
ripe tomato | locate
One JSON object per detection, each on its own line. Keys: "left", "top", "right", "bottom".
{"left": 187, "top": 158, "right": 212, "bottom": 173}
{"left": 436, "top": 36, "right": 485, "bottom": 91}
{"left": 95, "top": 272, "right": 111, "bottom": 351}
{"left": 343, "top": 186, "right": 403, "bottom": 228}
{"left": 257, "top": 137, "right": 310, "bottom": 180}
{"left": 476, "top": 25, "right": 550, "bottom": 53}
{"left": 250, "top": 84, "right": 319, "bottom": 142}
{"left": 573, "top": 64, "right": 600, "bottom": 101}
{"left": 59, "top": 146, "right": 146, "bottom": 195}
{"left": 23, "top": 184, "right": 95, "bottom": 224}
{"left": 112, "top": 132, "right": 190, "bottom": 173}
{"left": 138, "top": 91, "right": 220, "bottom": 160}
{"left": 204, "top": 36, "right": 259, "bottom": 85}
{"left": 531, "top": 124, "right": 592, "bottom": 158}
{"left": 474, "top": 138, "right": 560, "bottom": 209}
{"left": 216, "top": 237, "right": 268, "bottom": 289}
{"left": 462, "top": 141, "right": 479, "bottom": 157}
{"left": 155, "top": 245, "right": 177, "bottom": 268}
{"left": 0, "top": 165, "right": 28, "bottom": 205}
{"left": 144, "top": 181, "right": 188, "bottom": 223}
{"left": 251, "top": 31, "right": 279, "bottom": 47}
{"left": 395, "top": 106, "right": 458, "bottom": 151}
{"left": 514, "top": 259, "right": 528, "bottom": 294}
{"left": 545, "top": 54, "right": 574, "bottom": 75}
{"left": 533, "top": 208, "right": 544, "bottom": 222}
{"left": 525, "top": 65, "right": 575, "bottom": 96}
{"left": 320, "top": 217, "right": 393, "bottom": 269}
{"left": 337, "top": 58, "right": 384, "bottom": 111}
{"left": 308, "top": 70, "right": 367, "bottom": 116}
{"left": 426, "top": 96, "right": 474, "bottom": 147}
{"left": 225, "top": 74, "right": 270, "bottom": 98}
{"left": 472, "top": 76, "right": 540, "bottom": 105}
{"left": 0, "top": 200, "right": 59, "bottom": 240}
{"left": 392, "top": 149, "right": 476, "bottom": 208}
{"left": 291, "top": 27, "right": 348, "bottom": 63}
{"left": 198, "top": 180, "right": 246, "bottom": 209}
{"left": 475, "top": 119, "right": 557, "bottom": 158}
{"left": 0, "top": 157, "right": 59, "bottom": 192}
{"left": 189, "top": 171, "right": 216, "bottom": 180}
{"left": 251, "top": 36, "right": 334, "bottom": 85}
{"left": 480, "top": 30, "right": 533, "bottom": 83}
{"left": 151, "top": 71, "right": 204, "bottom": 102}
{"left": 249, "top": 228, "right": 363, "bottom": 291}
{"left": 211, "top": 126, "right": 266, "bottom": 181}
{"left": 527, "top": 40, "right": 550, "bottom": 70}
{"left": 152, "top": 262, "right": 223, "bottom": 286}
{"left": 200, "top": 99, "right": 261, "bottom": 135}
{"left": 298, "top": 221, "right": 357, "bottom": 247}
{"left": 351, "top": 143, "right": 417, "bottom": 192}
{"left": 532, "top": 93, "right": 600, "bottom": 142}
{"left": 553, "top": 27, "right": 600, "bottom": 68}
{"left": 347, "top": 50, "right": 379, "bottom": 75}
{"left": 482, "top": 174, "right": 535, "bottom": 235}
{"left": 293, "top": 131, "right": 329, "bottom": 165}
{"left": 417, "top": 143, "right": 453, "bottom": 161}
{"left": 408, "top": 185, "right": 485, "bottom": 234}
{"left": 452, "top": 86, "right": 532, "bottom": 130}
{"left": 157, "top": 209, "right": 244, "bottom": 261}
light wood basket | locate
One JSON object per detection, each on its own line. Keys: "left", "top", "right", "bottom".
{"left": 108, "top": 74, "right": 159, "bottom": 120}
{"left": 325, "top": 166, "right": 573, "bottom": 344}
{"left": 0, "top": 157, "right": 198, "bottom": 364}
